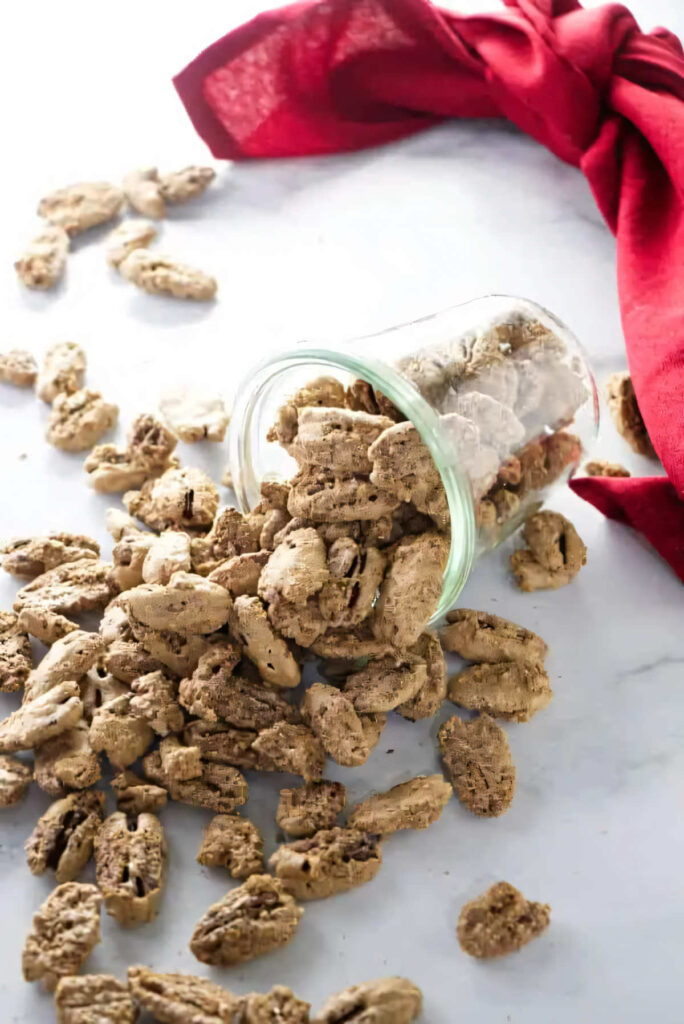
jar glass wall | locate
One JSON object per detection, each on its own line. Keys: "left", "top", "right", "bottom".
{"left": 229, "top": 296, "right": 599, "bottom": 619}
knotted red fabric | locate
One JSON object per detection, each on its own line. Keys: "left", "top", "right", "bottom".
{"left": 174, "top": 0, "right": 684, "bottom": 582}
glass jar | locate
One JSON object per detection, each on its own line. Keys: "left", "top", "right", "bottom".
{"left": 229, "top": 295, "right": 598, "bottom": 619}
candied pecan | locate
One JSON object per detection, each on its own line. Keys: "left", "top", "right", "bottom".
{"left": 276, "top": 780, "right": 346, "bottom": 838}
{"left": 111, "top": 769, "right": 168, "bottom": 815}
{"left": 605, "top": 371, "right": 654, "bottom": 456}
{"left": 197, "top": 814, "right": 264, "bottom": 878}
{"left": 190, "top": 873, "right": 303, "bottom": 966}
{"left": 159, "top": 388, "right": 229, "bottom": 443}
{"left": 267, "top": 595, "right": 327, "bottom": 648}
{"left": 258, "top": 528, "right": 328, "bottom": 606}
{"left": 288, "top": 468, "right": 400, "bottom": 523}
{"left": 22, "top": 882, "right": 102, "bottom": 990}
{"left": 158, "top": 164, "right": 215, "bottom": 202}
{"left": 179, "top": 661, "right": 297, "bottom": 731}
{"left": 47, "top": 389, "right": 119, "bottom": 452}
{"left": 191, "top": 507, "right": 260, "bottom": 575}
{"left": 234, "top": 595, "right": 301, "bottom": 689}
{"left": 448, "top": 661, "right": 552, "bottom": 722}
{"left": 0, "top": 347, "right": 38, "bottom": 385}
{"left": 79, "top": 666, "right": 128, "bottom": 722}
{"left": 209, "top": 551, "right": 270, "bottom": 597}
{"left": 160, "top": 735, "right": 202, "bottom": 781}
{"left": 125, "top": 466, "right": 219, "bottom": 531}
{"left": 142, "top": 530, "right": 192, "bottom": 584}
{"left": 584, "top": 458, "right": 630, "bottom": 477}
{"left": 269, "top": 826, "right": 382, "bottom": 901}
{"left": 439, "top": 713, "right": 515, "bottom": 817}
{"left": 128, "top": 413, "right": 178, "bottom": 469}
{"left": 89, "top": 693, "right": 154, "bottom": 768}
{"left": 95, "top": 811, "right": 167, "bottom": 926}
{"left": 105, "top": 218, "right": 156, "bottom": 268}
{"left": 372, "top": 532, "right": 448, "bottom": 649}
{"left": 240, "top": 986, "right": 311, "bottom": 1023}
{"left": 24, "top": 629, "right": 105, "bottom": 702}
{"left": 128, "top": 624, "right": 215, "bottom": 678}
{"left": 310, "top": 625, "right": 392, "bottom": 661}
{"left": 511, "top": 510, "right": 586, "bottom": 591}
{"left": 26, "top": 790, "right": 105, "bottom": 883}
{"left": 14, "top": 559, "right": 114, "bottom": 616}
{"left": 34, "top": 720, "right": 101, "bottom": 797}
{"left": 54, "top": 974, "right": 136, "bottom": 1024}
{"left": 127, "top": 965, "right": 241, "bottom": 1023}
{"left": 348, "top": 774, "right": 452, "bottom": 835}
{"left": 0, "top": 680, "right": 82, "bottom": 753}
{"left": 122, "top": 167, "right": 165, "bottom": 218}
{"left": 344, "top": 657, "right": 426, "bottom": 714}
{"left": 123, "top": 572, "right": 232, "bottom": 634}
{"left": 0, "top": 753, "right": 32, "bottom": 806}
{"left": 1, "top": 532, "right": 99, "bottom": 579}
{"left": 183, "top": 720, "right": 264, "bottom": 771}
{"left": 318, "top": 541, "right": 385, "bottom": 630}
{"left": 288, "top": 407, "right": 394, "bottom": 475}
{"left": 104, "top": 639, "right": 163, "bottom": 683}
{"left": 130, "top": 670, "right": 184, "bottom": 736}
{"left": 396, "top": 631, "right": 446, "bottom": 721}
{"left": 36, "top": 341, "right": 87, "bottom": 403}
{"left": 119, "top": 250, "right": 217, "bottom": 300}
{"left": 458, "top": 881, "right": 550, "bottom": 958}
{"left": 38, "top": 181, "right": 124, "bottom": 235}
{"left": 85, "top": 447, "right": 152, "bottom": 495}
{"left": 254, "top": 720, "right": 325, "bottom": 780}
{"left": 368, "top": 420, "right": 442, "bottom": 507}
{"left": 442, "top": 608, "right": 548, "bottom": 664}
{"left": 0, "top": 610, "right": 33, "bottom": 692}
{"left": 312, "top": 977, "right": 422, "bottom": 1024}
{"left": 144, "top": 750, "right": 249, "bottom": 814}
{"left": 302, "top": 683, "right": 377, "bottom": 767}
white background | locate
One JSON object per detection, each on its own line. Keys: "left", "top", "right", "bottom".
{"left": 1, "top": 1, "right": 683, "bottom": 1021}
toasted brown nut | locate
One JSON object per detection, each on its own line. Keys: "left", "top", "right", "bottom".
{"left": 130, "top": 670, "right": 184, "bottom": 736}
{"left": 511, "top": 510, "right": 587, "bottom": 591}
{"left": 448, "top": 661, "right": 552, "bottom": 722}
{"left": 26, "top": 790, "right": 105, "bottom": 883}
{"left": 120, "top": 251, "right": 217, "bottom": 301}
{"left": 18, "top": 606, "right": 78, "bottom": 645}
{"left": 191, "top": 507, "right": 260, "bottom": 576}
{"left": 13, "top": 558, "right": 114, "bottom": 616}
{"left": 312, "top": 977, "right": 422, "bottom": 1024}
{"left": 34, "top": 720, "right": 101, "bottom": 797}
{"left": 38, "top": 181, "right": 124, "bottom": 235}
{"left": 159, "top": 735, "right": 202, "bottom": 781}
{"left": 0, "top": 610, "right": 33, "bottom": 692}
{"left": 46, "top": 389, "right": 119, "bottom": 453}
{"left": 158, "top": 165, "right": 216, "bottom": 203}
{"left": 372, "top": 532, "right": 448, "bottom": 649}
{"left": 0, "top": 753, "right": 32, "bottom": 806}
{"left": 179, "top": 657, "right": 298, "bottom": 731}
{"left": 127, "top": 965, "right": 241, "bottom": 1023}
{"left": 103, "top": 639, "right": 163, "bottom": 683}
{"left": 439, "top": 713, "right": 515, "bottom": 817}
{"left": 36, "top": 341, "right": 87, "bottom": 404}
{"left": 234, "top": 595, "right": 301, "bottom": 689}
{"left": 142, "top": 531, "right": 192, "bottom": 584}
{"left": 269, "top": 826, "right": 381, "bottom": 901}
{"left": 95, "top": 812, "right": 167, "bottom": 926}
{"left": 111, "top": 769, "right": 168, "bottom": 816}
{"left": 197, "top": 814, "right": 264, "bottom": 879}
{"left": 209, "top": 551, "right": 270, "bottom": 597}
{"left": 1, "top": 532, "right": 99, "bottom": 580}
{"left": 396, "top": 631, "right": 447, "bottom": 721}
{"left": 55, "top": 974, "right": 137, "bottom": 1024}
{"left": 89, "top": 693, "right": 154, "bottom": 768}
{"left": 0, "top": 348, "right": 38, "bottom": 387}
{"left": 251, "top": 722, "right": 325, "bottom": 782}
{"left": 122, "top": 167, "right": 165, "bottom": 218}
{"left": 0, "top": 680, "right": 82, "bottom": 753}
{"left": 144, "top": 750, "right": 249, "bottom": 814}
{"left": 458, "top": 881, "right": 550, "bottom": 958}
{"left": 22, "top": 882, "right": 102, "bottom": 990}
{"left": 348, "top": 774, "right": 452, "bottom": 835}
{"left": 442, "top": 608, "right": 548, "bottom": 664}
{"left": 24, "top": 629, "right": 105, "bottom": 702}
{"left": 123, "top": 572, "right": 232, "bottom": 635}
{"left": 605, "top": 371, "right": 654, "bottom": 456}
{"left": 287, "top": 468, "right": 400, "bottom": 523}
{"left": 182, "top": 720, "right": 264, "bottom": 772}
{"left": 105, "top": 218, "right": 157, "bottom": 268}
{"left": 159, "top": 389, "right": 229, "bottom": 443}
{"left": 584, "top": 458, "right": 630, "bottom": 477}
{"left": 125, "top": 466, "right": 219, "bottom": 531}
{"left": 258, "top": 528, "right": 328, "bottom": 606}
{"left": 276, "top": 781, "right": 346, "bottom": 839}
{"left": 343, "top": 657, "right": 426, "bottom": 714}
{"left": 190, "top": 873, "right": 303, "bottom": 966}
{"left": 302, "top": 683, "right": 377, "bottom": 767}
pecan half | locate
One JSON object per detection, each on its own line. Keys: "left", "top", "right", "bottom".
{"left": 94, "top": 812, "right": 167, "bottom": 926}
{"left": 22, "top": 882, "right": 102, "bottom": 991}
{"left": 55, "top": 974, "right": 137, "bottom": 1024}
{"left": 457, "top": 881, "right": 551, "bottom": 958}
{"left": 276, "top": 781, "right": 346, "bottom": 838}
{"left": 269, "top": 827, "right": 382, "bottom": 901}
{"left": 439, "top": 714, "right": 515, "bottom": 817}
{"left": 348, "top": 774, "right": 452, "bottom": 835}
{"left": 312, "top": 977, "right": 422, "bottom": 1024}
{"left": 197, "top": 814, "right": 264, "bottom": 879}
{"left": 442, "top": 608, "right": 548, "bottom": 664}
{"left": 127, "top": 964, "right": 241, "bottom": 1023}
{"left": 0, "top": 680, "right": 83, "bottom": 753}
{"left": 26, "top": 790, "right": 104, "bottom": 883}
{"left": 448, "top": 661, "right": 552, "bottom": 722}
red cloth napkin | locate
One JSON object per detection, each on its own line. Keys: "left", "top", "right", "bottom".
{"left": 174, "top": 0, "right": 684, "bottom": 581}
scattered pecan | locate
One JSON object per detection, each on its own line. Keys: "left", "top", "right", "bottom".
{"left": 105, "top": 218, "right": 157, "bottom": 268}
{"left": 38, "top": 181, "right": 124, "bottom": 235}
{"left": 13, "top": 559, "right": 114, "bottom": 616}
{"left": 251, "top": 722, "right": 325, "bottom": 782}
{"left": 439, "top": 714, "right": 515, "bottom": 817}
{"left": 130, "top": 670, "right": 184, "bottom": 736}
{"left": 0, "top": 348, "right": 38, "bottom": 386}
{"left": 234, "top": 595, "right": 301, "bottom": 689}
{"left": 302, "top": 682, "right": 379, "bottom": 767}
{"left": 269, "top": 827, "right": 382, "bottom": 901}
{"left": 442, "top": 608, "right": 548, "bottom": 664}
{"left": 110, "top": 769, "right": 168, "bottom": 816}
{"left": 208, "top": 550, "right": 270, "bottom": 597}
{"left": 0, "top": 753, "right": 32, "bottom": 806}
{"left": 312, "top": 977, "right": 422, "bottom": 1024}
{"left": 511, "top": 510, "right": 586, "bottom": 591}
{"left": 276, "top": 781, "right": 346, "bottom": 838}
{"left": 25, "top": 790, "right": 105, "bottom": 883}
{"left": 0, "top": 610, "right": 33, "bottom": 692}
{"left": 190, "top": 507, "right": 260, "bottom": 576}
{"left": 584, "top": 458, "right": 630, "bottom": 477}
{"left": 448, "top": 661, "right": 552, "bottom": 722}
{"left": 159, "top": 735, "right": 202, "bottom": 781}
{"left": 55, "top": 974, "right": 136, "bottom": 1024}
{"left": 457, "top": 881, "right": 550, "bottom": 958}
{"left": 1, "top": 532, "right": 99, "bottom": 580}
{"left": 34, "top": 720, "right": 101, "bottom": 797}
{"left": 46, "top": 389, "right": 119, "bottom": 452}
{"left": 605, "top": 371, "right": 654, "bottom": 456}
{"left": 127, "top": 965, "right": 241, "bottom": 1023}
{"left": 372, "top": 532, "right": 448, "bottom": 648}
{"left": 119, "top": 251, "right": 217, "bottom": 301}
{"left": 197, "top": 814, "right": 264, "bottom": 879}
{"left": 123, "top": 572, "right": 232, "bottom": 635}
{"left": 24, "top": 629, "right": 105, "bottom": 701}
{"left": 0, "top": 680, "right": 83, "bottom": 753}
{"left": 144, "top": 750, "right": 248, "bottom": 814}
{"left": 395, "top": 631, "right": 447, "bottom": 721}
{"left": 22, "top": 882, "right": 102, "bottom": 991}
{"left": 348, "top": 774, "right": 452, "bottom": 835}
{"left": 36, "top": 341, "right": 87, "bottom": 404}
{"left": 124, "top": 466, "right": 219, "bottom": 531}
{"left": 344, "top": 657, "right": 426, "bottom": 714}
{"left": 159, "top": 388, "right": 230, "bottom": 443}
{"left": 94, "top": 812, "right": 167, "bottom": 926}
{"left": 89, "top": 693, "right": 154, "bottom": 768}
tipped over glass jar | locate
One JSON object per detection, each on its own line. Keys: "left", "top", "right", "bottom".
{"left": 229, "top": 296, "right": 599, "bottom": 619}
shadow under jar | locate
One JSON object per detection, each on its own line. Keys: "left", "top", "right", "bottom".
{"left": 229, "top": 295, "right": 598, "bottom": 620}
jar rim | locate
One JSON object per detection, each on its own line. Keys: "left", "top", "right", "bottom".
{"left": 229, "top": 344, "right": 476, "bottom": 621}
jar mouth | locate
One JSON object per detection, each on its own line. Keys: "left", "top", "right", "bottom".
{"left": 229, "top": 345, "right": 476, "bottom": 622}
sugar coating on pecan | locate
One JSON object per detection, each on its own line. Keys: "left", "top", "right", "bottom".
{"left": 457, "top": 881, "right": 550, "bottom": 958}
{"left": 94, "top": 811, "right": 167, "bottom": 927}
{"left": 0, "top": 680, "right": 83, "bottom": 753}
{"left": 312, "top": 976, "right": 422, "bottom": 1024}
{"left": 55, "top": 974, "right": 137, "bottom": 1024}
{"left": 197, "top": 814, "right": 264, "bottom": 879}
{"left": 448, "top": 661, "right": 552, "bottom": 722}
{"left": 510, "top": 510, "right": 586, "bottom": 591}
{"left": 22, "top": 882, "right": 102, "bottom": 991}
{"left": 0, "top": 348, "right": 38, "bottom": 386}
{"left": 276, "top": 780, "right": 346, "bottom": 838}
{"left": 0, "top": 610, "right": 33, "bottom": 692}
{"left": 1, "top": 532, "right": 99, "bottom": 580}
{"left": 269, "top": 827, "right": 382, "bottom": 901}
{"left": 439, "top": 714, "right": 516, "bottom": 817}
{"left": 125, "top": 466, "right": 219, "bottom": 531}
{"left": 442, "top": 608, "right": 548, "bottom": 664}
{"left": 348, "top": 774, "right": 452, "bottom": 835}
{"left": 38, "top": 181, "right": 124, "bottom": 235}
{"left": 25, "top": 790, "right": 105, "bottom": 883}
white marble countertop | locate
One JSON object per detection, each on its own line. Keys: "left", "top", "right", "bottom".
{"left": 1, "top": 1, "right": 683, "bottom": 1020}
